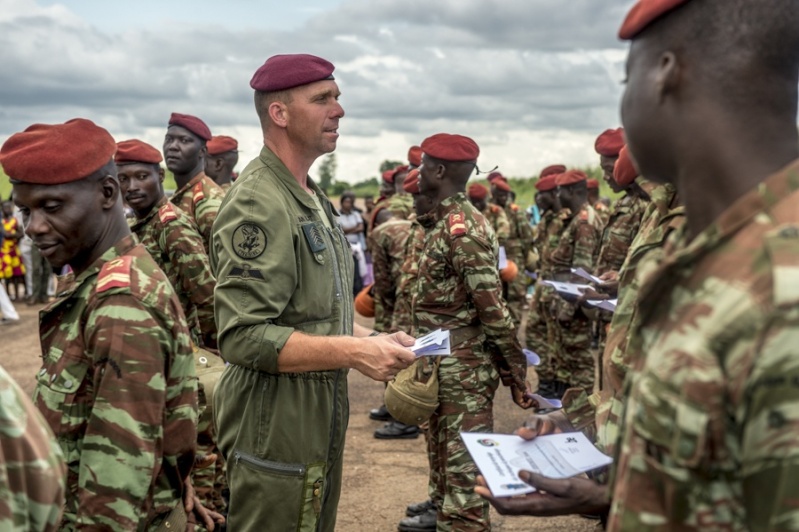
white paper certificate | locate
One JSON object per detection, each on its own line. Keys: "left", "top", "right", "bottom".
{"left": 461, "top": 432, "right": 612, "bottom": 498}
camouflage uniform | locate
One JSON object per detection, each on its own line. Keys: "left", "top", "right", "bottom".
{"left": 562, "top": 183, "right": 683, "bottom": 457}
{"left": 0, "top": 363, "right": 66, "bottom": 531}
{"left": 170, "top": 171, "right": 225, "bottom": 252}
{"left": 34, "top": 235, "right": 198, "bottom": 529}
{"left": 367, "top": 218, "right": 412, "bottom": 332}
{"left": 502, "top": 203, "right": 534, "bottom": 327}
{"left": 385, "top": 193, "right": 414, "bottom": 220}
{"left": 391, "top": 218, "right": 425, "bottom": 334}
{"left": 525, "top": 209, "right": 569, "bottom": 383}
{"left": 129, "top": 196, "right": 224, "bottom": 512}
{"left": 594, "top": 201, "right": 611, "bottom": 227}
{"left": 481, "top": 203, "right": 510, "bottom": 245}
{"left": 608, "top": 163, "right": 799, "bottom": 530}
{"left": 414, "top": 193, "right": 527, "bottom": 531}
{"left": 549, "top": 204, "right": 603, "bottom": 392}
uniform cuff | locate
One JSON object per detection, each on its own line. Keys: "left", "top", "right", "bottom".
{"left": 562, "top": 388, "right": 598, "bottom": 441}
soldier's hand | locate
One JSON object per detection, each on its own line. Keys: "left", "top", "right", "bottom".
{"left": 511, "top": 384, "right": 535, "bottom": 409}
{"left": 576, "top": 286, "right": 608, "bottom": 305}
{"left": 183, "top": 477, "right": 226, "bottom": 531}
{"left": 475, "top": 472, "right": 609, "bottom": 517}
{"left": 515, "top": 410, "right": 575, "bottom": 440}
{"left": 597, "top": 271, "right": 619, "bottom": 295}
{"left": 355, "top": 334, "right": 416, "bottom": 382}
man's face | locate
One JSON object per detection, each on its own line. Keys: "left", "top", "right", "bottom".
{"left": 469, "top": 197, "right": 487, "bottom": 211}
{"left": 536, "top": 190, "right": 559, "bottom": 213}
{"left": 365, "top": 197, "right": 375, "bottom": 211}
{"left": 493, "top": 188, "right": 510, "bottom": 207}
{"left": 600, "top": 155, "right": 624, "bottom": 193}
{"left": 13, "top": 178, "right": 106, "bottom": 270}
{"left": 557, "top": 185, "right": 576, "bottom": 211}
{"left": 413, "top": 192, "right": 436, "bottom": 217}
{"left": 164, "top": 125, "right": 204, "bottom": 174}
{"left": 418, "top": 154, "right": 443, "bottom": 197}
{"left": 118, "top": 163, "right": 164, "bottom": 217}
{"left": 286, "top": 80, "right": 344, "bottom": 159}
{"left": 1, "top": 201, "right": 12, "bottom": 218}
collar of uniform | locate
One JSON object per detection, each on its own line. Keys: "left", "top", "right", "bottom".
{"left": 257, "top": 146, "right": 337, "bottom": 216}
{"left": 172, "top": 171, "right": 208, "bottom": 201}
{"left": 646, "top": 182, "right": 678, "bottom": 218}
{"left": 51, "top": 234, "right": 139, "bottom": 301}
{"left": 130, "top": 195, "right": 168, "bottom": 232}
{"left": 417, "top": 192, "right": 466, "bottom": 228}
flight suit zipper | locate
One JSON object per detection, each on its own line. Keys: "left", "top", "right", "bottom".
{"left": 233, "top": 451, "right": 305, "bottom": 477}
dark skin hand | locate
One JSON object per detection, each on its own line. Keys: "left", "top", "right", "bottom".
{"left": 184, "top": 466, "right": 226, "bottom": 531}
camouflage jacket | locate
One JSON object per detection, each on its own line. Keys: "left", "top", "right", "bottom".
{"left": 532, "top": 208, "right": 569, "bottom": 278}
{"left": 170, "top": 172, "right": 225, "bottom": 252}
{"left": 367, "top": 218, "right": 413, "bottom": 332}
{"left": 503, "top": 203, "right": 533, "bottom": 262}
{"left": 414, "top": 193, "right": 526, "bottom": 389}
{"left": 608, "top": 162, "right": 799, "bottom": 530}
{"left": 562, "top": 183, "right": 683, "bottom": 454}
{"left": 130, "top": 196, "right": 218, "bottom": 350}
{"left": 549, "top": 204, "right": 604, "bottom": 319}
{"left": 391, "top": 218, "right": 425, "bottom": 334}
{"left": 34, "top": 235, "right": 198, "bottom": 529}
{"left": 594, "top": 193, "right": 649, "bottom": 276}
{"left": 481, "top": 203, "right": 511, "bottom": 245}
{"left": 385, "top": 194, "right": 414, "bottom": 220}
{"left": 0, "top": 363, "right": 66, "bottom": 531}
{"left": 594, "top": 201, "right": 611, "bottom": 227}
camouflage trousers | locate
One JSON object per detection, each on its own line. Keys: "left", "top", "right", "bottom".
{"left": 553, "top": 318, "right": 595, "bottom": 393}
{"left": 427, "top": 345, "right": 499, "bottom": 531}
{"left": 193, "top": 388, "right": 226, "bottom": 514}
{"left": 504, "top": 252, "right": 528, "bottom": 329}
{"left": 525, "top": 284, "right": 557, "bottom": 382}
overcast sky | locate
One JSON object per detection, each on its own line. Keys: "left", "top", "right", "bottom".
{"left": 0, "top": 0, "right": 635, "bottom": 185}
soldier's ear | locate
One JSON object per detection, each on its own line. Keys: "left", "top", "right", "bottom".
{"left": 158, "top": 167, "right": 165, "bottom": 184}
{"left": 99, "top": 174, "right": 120, "bottom": 209}
{"left": 269, "top": 101, "right": 289, "bottom": 128}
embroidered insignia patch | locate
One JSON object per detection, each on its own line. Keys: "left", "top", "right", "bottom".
{"left": 448, "top": 213, "right": 467, "bottom": 237}
{"left": 158, "top": 203, "right": 177, "bottom": 224}
{"left": 97, "top": 256, "right": 133, "bottom": 293}
{"left": 232, "top": 223, "right": 267, "bottom": 259}
{"left": 229, "top": 264, "right": 265, "bottom": 280}
{"left": 301, "top": 222, "right": 327, "bottom": 253}
{"left": 192, "top": 182, "right": 205, "bottom": 204}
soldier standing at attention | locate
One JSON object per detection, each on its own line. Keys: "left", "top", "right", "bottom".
{"left": 549, "top": 170, "right": 604, "bottom": 394}
{"left": 0, "top": 363, "right": 66, "bottom": 531}
{"left": 479, "top": 1, "right": 799, "bottom": 529}
{"left": 586, "top": 178, "right": 610, "bottom": 226}
{"left": 467, "top": 183, "right": 510, "bottom": 245}
{"left": 164, "top": 113, "right": 225, "bottom": 251}
{"left": 412, "top": 133, "right": 532, "bottom": 531}
{"left": 385, "top": 165, "right": 415, "bottom": 220}
{"left": 205, "top": 135, "right": 239, "bottom": 193}
{"left": 0, "top": 119, "right": 216, "bottom": 529}
{"left": 211, "top": 54, "right": 416, "bottom": 532}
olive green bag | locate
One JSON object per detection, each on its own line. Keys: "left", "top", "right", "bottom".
{"left": 385, "top": 357, "right": 441, "bottom": 426}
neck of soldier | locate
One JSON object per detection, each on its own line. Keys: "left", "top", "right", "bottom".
{"left": 264, "top": 136, "right": 318, "bottom": 192}
{"left": 215, "top": 170, "right": 233, "bottom": 186}
{"left": 676, "top": 111, "right": 799, "bottom": 241}
{"left": 72, "top": 211, "right": 132, "bottom": 276}
{"left": 134, "top": 192, "right": 164, "bottom": 221}
{"left": 173, "top": 161, "right": 204, "bottom": 191}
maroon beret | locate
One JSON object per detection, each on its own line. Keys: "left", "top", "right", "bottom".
{"left": 595, "top": 128, "right": 625, "bottom": 157}
{"left": 619, "top": 0, "right": 691, "bottom": 40}
{"left": 494, "top": 179, "right": 512, "bottom": 193}
{"left": 408, "top": 145, "right": 423, "bottom": 167}
{"left": 556, "top": 170, "right": 588, "bottom": 187}
{"left": 540, "top": 164, "right": 566, "bottom": 178}
{"left": 535, "top": 175, "right": 558, "bottom": 192}
{"left": 381, "top": 169, "right": 395, "bottom": 184}
{"left": 587, "top": 178, "right": 600, "bottom": 190}
{"left": 467, "top": 183, "right": 489, "bottom": 200}
{"left": 168, "top": 113, "right": 212, "bottom": 141}
{"left": 403, "top": 169, "right": 420, "bottom": 194}
{"left": 421, "top": 133, "right": 479, "bottom": 163}
{"left": 614, "top": 145, "right": 639, "bottom": 186}
{"left": 115, "top": 139, "right": 163, "bottom": 165}
{"left": 207, "top": 135, "right": 238, "bottom": 156}
{"left": 0, "top": 118, "right": 116, "bottom": 185}
{"left": 487, "top": 171, "right": 504, "bottom": 183}
{"left": 250, "top": 54, "right": 335, "bottom": 92}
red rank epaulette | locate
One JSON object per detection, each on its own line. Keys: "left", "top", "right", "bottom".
{"left": 158, "top": 202, "right": 178, "bottom": 224}
{"left": 511, "top": 203, "right": 519, "bottom": 212}
{"left": 448, "top": 213, "right": 467, "bottom": 237}
{"left": 193, "top": 182, "right": 205, "bottom": 204}
{"left": 96, "top": 256, "right": 133, "bottom": 293}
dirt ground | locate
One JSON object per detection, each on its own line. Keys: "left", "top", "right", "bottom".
{"left": 3, "top": 304, "right": 595, "bottom": 532}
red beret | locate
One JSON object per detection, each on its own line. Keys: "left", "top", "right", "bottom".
{"left": 392, "top": 165, "right": 409, "bottom": 180}
{"left": 494, "top": 179, "right": 512, "bottom": 193}
{"left": 421, "top": 133, "right": 479, "bottom": 163}
{"left": 0, "top": 118, "right": 116, "bottom": 185}
{"left": 382, "top": 169, "right": 395, "bottom": 184}
{"left": 587, "top": 179, "right": 600, "bottom": 190}
{"left": 250, "top": 54, "right": 335, "bottom": 92}
{"left": 595, "top": 128, "right": 625, "bottom": 157}
{"left": 556, "top": 170, "right": 588, "bottom": 187}
{"left": 403, "top": 169, "right": 420, "bottom": 194}
{"left": 115, "top": 139, "right": 163, "bottom": 165}
{"left": 487, "top": 171, "right": 504, "bottom": 183}
{"left": 540, "top": 164, "right": 566, "bottom": 178}
{"left": 168, "top": 113, "right": 212, "bottom": 141}
{"left": 467, "top": 183, "right": 488, "bottom": 200}
{"left": 408, "top": 146, "right": 422, "bottom": 167}
{"left": 207, "top": 135, "right": 238, "bottom": 156}
{"left": 619, "top": 0, "right": 691, "bottom": 40}
{"left": 535, "top": 175, "right": 558, "bottom": 192}
{"left": 614, "top": 145, "right": 639, "bottom": 186}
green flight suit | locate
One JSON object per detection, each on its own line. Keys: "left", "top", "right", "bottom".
{"left": 211, "top": 146, "right": 354, "bottom": 532}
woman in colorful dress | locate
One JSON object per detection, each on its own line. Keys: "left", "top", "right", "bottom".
{"left": 1, "top": 201, "right": 26, "bottom": 300}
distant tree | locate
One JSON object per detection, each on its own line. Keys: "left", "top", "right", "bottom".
{"left": 379, "top": 160, "right": 404, "bottom": 173}
{"left": 318, "top": 154, "right": 337, "bottom": 192}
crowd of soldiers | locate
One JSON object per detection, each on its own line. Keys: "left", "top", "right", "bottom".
{"left": 1, "top": 0, "right": 799, "bottom": 531}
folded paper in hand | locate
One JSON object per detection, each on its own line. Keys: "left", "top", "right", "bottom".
{"left": 571, "top": 267, "right": 603, "bottom": 285}
{"left": 586, "top": 298, "right": 618, "bottom": 312}
{"left": 412, "top": 329, "right": 451, "bottom": 357}
{"left": 541, "top": 280, "right": 592, "bottom": 297}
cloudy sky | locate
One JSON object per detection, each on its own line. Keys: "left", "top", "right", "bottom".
{"left": 0, "top": 0, "right": 635, "bottom": 184}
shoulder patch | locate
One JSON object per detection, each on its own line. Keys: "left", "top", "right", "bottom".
{"left": 232, "top": 223, "right": 267, "bottom": 259}
{"left": 157, "top": 202, "right": 178, "bottom": 224}
{"left": 766, "top": 224, "right": 799, "bottom": 307}
{"left": 448, "top": 213, "right": 467, "bottom": 238}
{"left": 192, "top": 181, "right": 205, "bottom": 204}
{"left": 511, "top": 204, "right": 519, "bottom": 212}
{"left": 96, "top": 256, "right": 133, "bottom": 293}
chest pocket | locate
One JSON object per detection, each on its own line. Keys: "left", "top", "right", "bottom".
{"left": 301, "top": 222, "right": 329, "bottom": 266}
{"left": 34, "top": 347, "right": 91, "bottom": 442}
